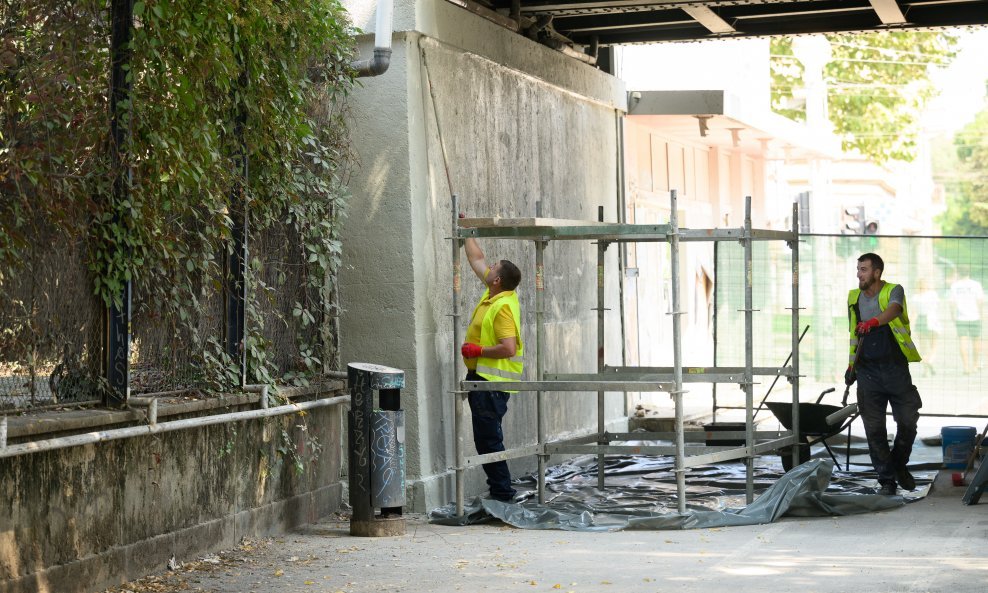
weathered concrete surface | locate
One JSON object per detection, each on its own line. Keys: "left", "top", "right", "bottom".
{"left": 97, "top": 468, "right": 988, "bottom": 593}
{"left": 0, "top": 395, "right": 345, "bottom": 593}
{"left": 341, "top": 0, "right": 628, "bottom": 513}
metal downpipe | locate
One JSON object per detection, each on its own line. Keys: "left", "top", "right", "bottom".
{"left": 352, "top": 0, "right": 393, "bottom": 78}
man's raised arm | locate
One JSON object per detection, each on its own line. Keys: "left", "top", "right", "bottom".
{"left": 464, "top": 237, "right": 488, "bottom": 281}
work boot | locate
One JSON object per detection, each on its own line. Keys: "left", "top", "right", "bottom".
{"left": 878, "top": 481, "right": 897, "bottom": 496}
{"left": 895, "top": 466, "right": 916, "bottom": 491}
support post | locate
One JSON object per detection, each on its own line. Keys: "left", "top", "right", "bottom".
{"left": 596, "top": 206, "right": 607, "bottom": 490}
{"left": 743, "top": 196, "right": 755, "bottom": 503}
{"left": 712, "top": 241, "right": 719, "bottom": 422}
{"left": 224, "top": 193, "right": 247, "bottom": 387}
{"left": 105, "top": 0, "right": 133, "bottom": 407}
{"left": 669, "top": 190, "right": 686, "bottom": 514}
{"left": 224, "top": 31, "right": 249, "bottom": 387}
{"left": 536, "top": 202, "right": 547, "bottom": 503}
{"left": 791, "top": 201, "right": 801, "bottom": 468}
{"left": 452, "top": 194, "right": 465, "bottom": 517}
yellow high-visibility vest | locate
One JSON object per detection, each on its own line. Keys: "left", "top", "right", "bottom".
{"left": 847, "top": 282, "right": 921, "bottom": 364}
{"left": 471, "top": 289, "right": 524, "bottom": 390}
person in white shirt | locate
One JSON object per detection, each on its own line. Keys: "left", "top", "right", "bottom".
{"left": 948, "top": 267, "right": 985, "bottom": 374}
{"left": 911, "top": 278, "right": 942, "bottom": 376}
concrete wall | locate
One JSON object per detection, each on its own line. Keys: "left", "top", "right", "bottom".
{"left": 0, "top": 397, "right": 344, "bottom": 593}
{"left": 341, "top": 0, "right": 627, "bottom": 510}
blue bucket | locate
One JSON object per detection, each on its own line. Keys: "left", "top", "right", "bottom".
{"left": 941, "top": 426, "right": 977, "bottom": 469}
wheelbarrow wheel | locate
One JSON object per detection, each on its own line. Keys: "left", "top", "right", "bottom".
{"left": 780, "top": 443, "right": 811, "bottom": 472}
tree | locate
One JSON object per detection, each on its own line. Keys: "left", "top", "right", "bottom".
{"left": 771, "top": 31, "right": 958, "bottom": 163}
{"left": 937, "top": 103, "right": 988, "bottom": 235}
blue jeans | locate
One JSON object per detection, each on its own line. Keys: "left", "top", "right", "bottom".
{"left": 855, "top": 359, "right": 922, "bottom": 484}
{"left": 466, "top": 371, "right": 516, "bottom": 500}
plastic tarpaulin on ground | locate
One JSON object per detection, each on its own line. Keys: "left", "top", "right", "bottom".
{"left": 430, "top": 458, "right": 927, "bottom": 531}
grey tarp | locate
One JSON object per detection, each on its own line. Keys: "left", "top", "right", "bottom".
{"left": 429, "top": 459, "right": 911, "bottom": 531}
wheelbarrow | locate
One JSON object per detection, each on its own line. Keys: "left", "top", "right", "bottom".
{"left": 766, "top": 387, "right": 859, "bottom": 472}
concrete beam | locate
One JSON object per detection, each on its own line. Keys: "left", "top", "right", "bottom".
{"left": 868, "top": 0, "right": 907, "bottom": 24}
{"left": 682, "top": 4, "right": 736, "bottom": 34}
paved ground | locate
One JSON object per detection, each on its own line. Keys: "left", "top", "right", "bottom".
{"left": 104, "top": 467, "right": 988, "bottom": 593}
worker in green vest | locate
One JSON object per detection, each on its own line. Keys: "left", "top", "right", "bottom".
{"left": 460, "top": 234, "right": 524, "bottom": 502}
{"left": 846, "top": 252, "right": 922, "bottom": 496}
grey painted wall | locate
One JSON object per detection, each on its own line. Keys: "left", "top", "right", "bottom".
{"left": 0, "top": 401, "right": 344, "bottom": 593}
{"left": 341, "top": 1, "right": 629, "bottom": 510}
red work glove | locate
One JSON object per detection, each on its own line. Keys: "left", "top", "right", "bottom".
{"left": 856, "top": 317, "right": 880, "bottom": 335}
{"left": 461, "top": 343, "right": 483, "bottom": 358}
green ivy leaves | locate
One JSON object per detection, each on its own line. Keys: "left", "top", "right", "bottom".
{"left": 2, "top": 0, "right": 356, "bottom": 390}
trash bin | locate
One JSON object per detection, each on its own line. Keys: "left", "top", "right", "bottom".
{"left": 347, "top": 362, "right": 406, "bottom": 537}
{"left": 369, "top": 409, "right": 405, "bottom": 509}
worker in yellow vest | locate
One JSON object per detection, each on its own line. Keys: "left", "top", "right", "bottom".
{"left": 846, "top": 253, "right": 922, "bottom": 496}
{"left": 460, "top": 234, "right": 524, "bottom": 502}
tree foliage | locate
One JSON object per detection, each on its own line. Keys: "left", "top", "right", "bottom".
{"left": 937, "top": 105, "right": 988, "bottom": 235}
{"left": 771, "top": 31, "right": 958, "bottom": 163}
{"left": 1, "top": 0, "right": 356, "bottom": 389}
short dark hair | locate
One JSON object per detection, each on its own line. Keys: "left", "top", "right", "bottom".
{"left": 858, "top": 252, "right": 884, "bottom": 273}
{"left": 498, "top": 260, "right": 521, "bottom": 291}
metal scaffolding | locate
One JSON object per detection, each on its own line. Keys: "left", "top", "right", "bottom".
{"left": 450, "top": 191, "right": 801, "bottom": 516}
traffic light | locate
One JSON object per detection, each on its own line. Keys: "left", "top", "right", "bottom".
{"left": 864, "top": 220, "right": 879, "bottom": 235}
{"left": 843, "top": 206, "right": 865, "bottom": 234}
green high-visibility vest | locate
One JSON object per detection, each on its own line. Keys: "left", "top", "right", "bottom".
{"left": 471, "top": 289, "right": 524, "bottom": 391}
{"left": 847, "top": 282, "right": 921, "bottom": 364}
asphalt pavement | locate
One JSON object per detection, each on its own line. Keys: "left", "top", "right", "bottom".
{"left": 102, "top": 462, "right": 988, "bottom": 593}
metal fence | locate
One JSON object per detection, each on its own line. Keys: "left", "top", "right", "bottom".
{"left": 0, "top": 230, "right": 101, "bottom": 408}
{"left": 0, "top": 219, "right": 332, "bottom": 411}
{"left": 715, "top": 234, "right": 988, "bottom": 418}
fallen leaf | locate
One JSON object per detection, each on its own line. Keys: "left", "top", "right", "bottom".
{"left": 274, "top": 568, "right": 284, "bottom": 577}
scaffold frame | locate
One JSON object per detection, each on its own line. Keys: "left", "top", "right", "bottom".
{"left": 449, "top": 191, "right": 802, "bottom": 516}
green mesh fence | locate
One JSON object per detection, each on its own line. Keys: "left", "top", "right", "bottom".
{"left": 715, "top": 234, "right": 988, "bottom": 418}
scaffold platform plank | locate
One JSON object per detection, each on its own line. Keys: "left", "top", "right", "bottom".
{"left": 457, "top": 218, "right": 796, "bottom": 243}
{"left": 548, "top": 367, "right": 794, "bottom": 383}
{"left": 459, "top": 380, "right": 674, "bottom": 393}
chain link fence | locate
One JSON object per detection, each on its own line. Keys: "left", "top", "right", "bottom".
{"left": 2, "top": 1, "right": 347, "bottom": 411}
{"left": 715, "top": 234, "right": 988, "bottom": 418}
{"left": 0, "top": 218, "right": 335, "bottom": 411}
{"left": 0, "top": 227, "right": 102, "bottom": 409}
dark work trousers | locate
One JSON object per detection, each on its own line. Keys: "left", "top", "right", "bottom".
{"left": 855, "top": 358, "right": 923, "bottom": 485}
{"left": 466, "top": 370, "right": 516, "bottom": 500}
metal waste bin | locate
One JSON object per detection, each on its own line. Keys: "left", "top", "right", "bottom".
{"left": 369, "top": 409, "right": 405, "bottom": 508}
{"left": 347, "top": 362, "right": 405, "bottom": 537}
